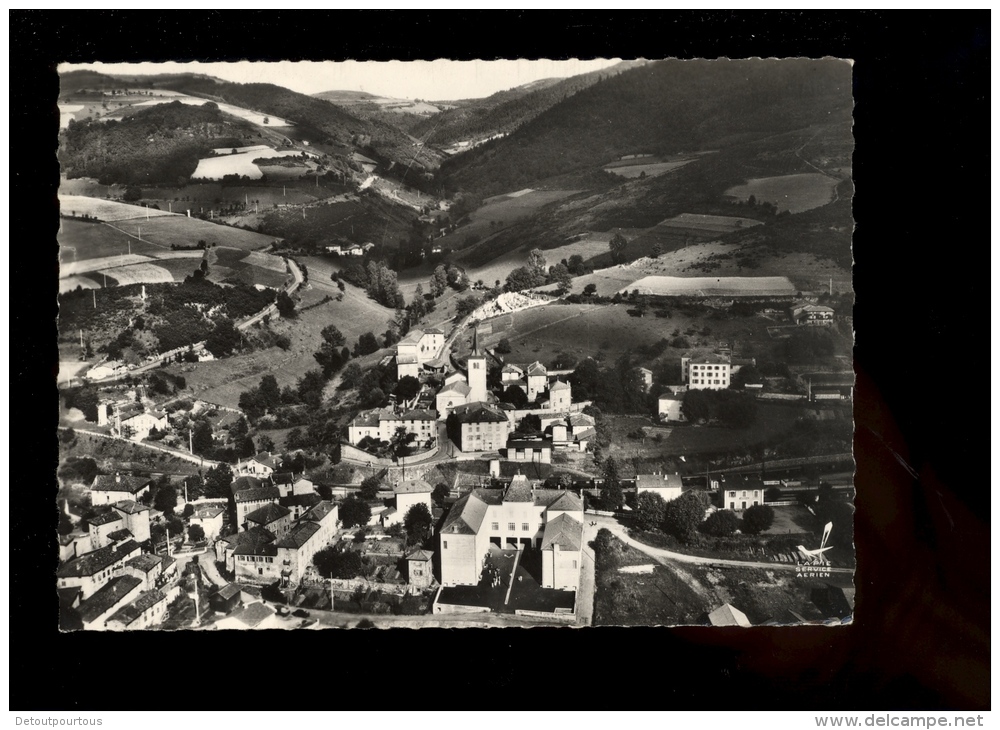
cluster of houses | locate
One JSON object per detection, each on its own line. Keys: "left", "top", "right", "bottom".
{"left": 58, "top": 473, "right": 182, "bottom": 631}
{"left": 324, "top": 241, "right": 374, "bottom": 257}
{"left": 345, "top": 328, "right": 590, "bottom": 466}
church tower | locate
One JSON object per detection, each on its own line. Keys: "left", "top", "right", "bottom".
{"left": 467, "top": 327, "right": 488, "bottom": 403}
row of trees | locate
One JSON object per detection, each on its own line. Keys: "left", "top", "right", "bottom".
{"left": 632, "top": 490, "right": 775, "bottom": 543}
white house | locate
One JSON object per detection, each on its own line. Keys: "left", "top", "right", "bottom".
{"left": 658, "top": 393, "right": 686, "bottom": 423}
{"left": 90, "top": 474, "right": 152, "bottom": 506}
{"left": 76, "top": 575, "right": 144, "bottom": 631}
{"left": 57, "top": 540, "right": 142, "bottom": 600}
{"left": 347, "top": 408, "right": 438, "bottom": 448}
{"left": 111, "top": 500, "right": 151, "bottom": 544}
{"left": 105, "top": 589, "right": 169, "bottom": 631}
{"left": 395, "top": 327, "right": 446, "bottom": 379}
{"left": 715, "top": 475, "right": 766, "bottom": 512}
{"left": 189, "top": 505, "right": 225, "bottom": 541}
{"left": 235, "top": 452, "right": 279, "bottom": 478}
{"left": 393, "top": 480, "right": 434, "bottom": 522}
{"left": 445, "top": 402, "right": 510, "bottom": 454}
{"left": 636, "top": 472, "right": 684, "bottom": 503}
{"left": 682, "top": 355, "right": 732, "bottom": 391}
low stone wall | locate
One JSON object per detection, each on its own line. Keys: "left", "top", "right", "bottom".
{"left": 340, "top": 442, "right": 440, "bottom": 467}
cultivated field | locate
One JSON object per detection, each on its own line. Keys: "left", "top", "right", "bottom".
{"left": 59, "top": 194, "right": 178, "bottom": 222}
{"left": 656, "top": 213, "right": 764, "bottom": 234}
{"left": 59, "top": 276, "right": 101, "bottom": 294}
{"left": 108, "top": 215, "right": 278, "bottom": 251}
{"left": 61, "top": 253, "right": 155, "bottom": 277}
{"left": 725, "top": 173, "right": 840, "bottom": 214}
{"left": 96, "top": 262, "right": 174, "bottom": 286}
{"left": 602, "top": 158, "right": 695, "bottom": 178}
{"left": 623, "top": 275, "right": 797, "bottom": 297}
{"left": 441, "top": 189, "right": 582, "bottom": 253}
{"left": 140, "top": 182, "right": 322, "bottom": 208}
{"left": 192, "top": 149, "right": 307, "bottom": 180}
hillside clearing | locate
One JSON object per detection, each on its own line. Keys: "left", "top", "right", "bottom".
{"left": 59, "top": 194, "right": 179, "bottom": 222}
{"left": 725, "top": 173, "right": 840, "bottom": 214}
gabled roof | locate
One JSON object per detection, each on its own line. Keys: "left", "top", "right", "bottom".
{"left": 350, "top": 410, "right": 385, "bottom": 428}
{"left": 89, "top": 511, "right": 124, "bottom": 527}
{"left": 549, "top": 380, "right": 571, "bottom": 392}
{"left": 543, "top": 491, "right": 584, "bottom": 512}
{"left": 230, "top": 476, "right": 271, "bottom": 494}
{"left": 279, "top": 493, "right": 322, "bottom": 509}
{"left": 92, "top": 474, "right": 151, "bottom": 494}
{"left": 503, "top": 475, "right": 533, "bottom": 503}
{"left": 228, "top": 526, "right": 277, "bottom": 557}
{"left": 395, "top": 479, "right": 433, "bottom": 495}
{"left": 395, "top": 408, "right": 437, "bottom": 421}
{"left": 225, "top": 601, "right": 275, "bottom": 629}
{"left": 107, "top": 528, "right": 134, "bottom": 542}
{"left": 398, "top": 328, "right": 426, "bottom": 346}
{"left": 449, "top": 402, "right": 508, "bottom": 424}
{"left": 244, "top": 502, "right": 291, "bottom": 526}
{"left": 77, "top": 575, "right": 143, "bottom": 624}
{"left": 540, "top": 513, "right": 583, "bottom": 552}
{"left": 525, "top": 361, "right": 547, "bottom": 375}
{"left": 440, "top": 490, "right": 500, "bottom": 535}
{"left": 301, "top": 500, "right": 337, "bottom": 524}
{"left": 126, "top": 553, "right": 164, "bottom": 574}
{"left": 273, "top": 472, "right": 295, "bottom": 485}
{"left": 406, "top": 549, "right": 433, "bottom": 562}
{"left": 275, "top": 521, "right": 320, "bottom": 549}
{"left": 215, "top": 583, "right": 242, "bottom": 601}
{"left": 251, "top": 452, "right": 278, "bottom": 469}
{"left": 501, "top": 363, "right": 523, "bottom": 374}
{"left": 423, "top": 327, "right": 444, "bottom": 335}
{"left": 438, "top": 381, "right": 471, "bottom": 397}
{"left": 506, "top": 438, "right": 553, "bottom": 450}
{"left": 194, "top": 505, "right": 226, "bottom": 519}
{"left": 636, "top": 473, "right": 683, "bottom": 491}
{"left": 107, "top": 589, "right": 167, "bottom": 626}
{"left": 113, "top": 500, "right": 149, "bottom": 515}
{"left": 57, "top": 541, "right": 140, "bottom": 578}
{"left": 708, "top": 603, "right": 752, "bottom": 627}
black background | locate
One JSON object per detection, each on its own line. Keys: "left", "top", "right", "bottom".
{"left": 10, "top": 10, "right": 989, "bottom": 711}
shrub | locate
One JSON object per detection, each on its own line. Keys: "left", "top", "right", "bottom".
{"left": 701, "top": 509, "right": 740, "bottom": 537}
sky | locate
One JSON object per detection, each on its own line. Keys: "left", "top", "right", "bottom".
{"left": 59, "top": 59, "right": 625, "bottom": 101}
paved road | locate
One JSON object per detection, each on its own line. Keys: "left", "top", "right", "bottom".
{"left": 588, "top": 514, "right": 853, "bottom": 574}
{"left": 198, "top": 553, "right": 229, "bottom": 589}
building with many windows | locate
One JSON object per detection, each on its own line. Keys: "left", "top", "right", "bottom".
{"left": 681, "top": 355, "right": 732, "bottom": 390}
{"left": 439, "top": 474, "right": 583, "bottom": 590}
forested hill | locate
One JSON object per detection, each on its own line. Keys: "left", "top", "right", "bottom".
{"left": 58, "top": 69, "right": 121, "bottom": 95}
{"left": 439, "top": 58, "right": 854, "bottom": 198}
{"left": 409, "top": 60, "right": 647, "bottom": 148}
{"left": 150, "top": 77, "right": 441, "bottom": 171}
{"left": 58, "top": 101, "right": 266, "bottom": 185}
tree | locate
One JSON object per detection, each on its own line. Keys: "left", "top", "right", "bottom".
{"left": 741, "top": 504, "right": 775, "bottom": 535}
{"left": 455, "top": 294, "right": 481, "bottom": 318}
{"left": 340, "top": 495, "right": 371, "bottom": 529}
{"left": 203, "top": 463, "right": 234, "bottom": 498}
{"left": 702, "top": 509, "right": 740, "bottom": 537}
{"left": 651, "top": 242, "right": 662, "bottom": 258}
{"left": 257, "top": 434, "right": 276, "bottom": 453}
{"left": 526, "top": 249, "right": 547, "bottom": 278}
{"left": 410, "top": 284, "right": 427, "bottom": 322}
{"left": 609, "top": 233, "right": 628, "bottom": 264}
{"left": 430, "top": 265, "right": 448, "bottom": 297}
{"left": 359, "top": 475, "right": 382, "bottom": 500}
{"left": 259, "top": 375, "right": 281, "bottom": 410}
{"left": 165, "top": 514, "right": 185, "bottom": 538}
{"left": 191, "top": 420, "right": 214, "bottom": 455}
{"left": 354, "top": 332, "right": 380, "bottom": 357}
{"left": 432, "top": 483, "right": 450, "bottom": 507}
{"left": 320, "top": 324, "right": 346, "bottom": 348}
{"left": 205, "top": 317, "right": 241, "bottom": 357}
{"left": 663, "top": 490, "right": 708, "bottom": 542}
{"left": 403, "top": 503, "right": 433, "bottom": 546}
{"left": 601, "top": 456, "right": 624, "bottom": 510}
{"left": 390, "top": 426, "right": 416, "bottom": 463}
{"left": 123, "top": 186, "right": 142, "bottom": 202}
{"left": 394, "top": 375, "right": 421, "bottom": 402}
{"left": 182, "top": 503, "right": 195, "bottom": 518}
{"left": 188, "top": 524, "right": 206, "bottom": 542}
{"left": 505, "top": 265, "right": 544, "bottom": 292}
{"left": 276, "top": 291, "right": 296, "bottom": 318}
{"left": 154, "top": 484, "right": 178, "bottom": 515}
{"left": 681, "top": 389, "right": 712, "bottom": 423}
{"left": 313, "top": 546, "right": 364, "bottom": 579}
{"left": 716, "top": 393, "right": 758, "bottom": 429}
{"left": 499, "top": 384, "right": 528, "bottom": 408}
{"left": 633, "top": 491, "right": 667, "bottom": 531}
{"left": 583, "top": 283, "right": 598, "bottom": 297}
{"left": 495, "top": 338, "right": 512, "bottom": 354}
{"left": 549, "top": 262, "right": 572, "bottom": 291}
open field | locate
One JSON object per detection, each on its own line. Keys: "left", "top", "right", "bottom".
{"left": 605, "top": 403, "right": 805, "bottom": 460}
{"left": 455, "top": 237, "right": 612, "bottom": 292}
{"left": 58, "top": 431, "right": 203, "bottom": 477}
{"left": 725, "top": 173, "right": 840, "bottom": 214}
{"left": 59, "top": 194, "right": 178, "bottom": 222}
{"left": 61, "top": 253, "right": 156, "bottom": 277}
{"left": 603, "top": 158, "right": 695, "bottom": 178}
{"left": 623, "top": 275, "right": 797, "bottom": 297}
{"left": 440, "top": 188, "right": 582, "bottom": 253}
{"left": 108, "top": 215, "right": 278, "bottom": 251}
{"left": 764, "top": 505, "right": 817, "bottom": 536}
{"left": 192, "top": 149, "right": 306, "bottom": 180}
{"left": 96, "top": 262, "right": 174, "bottom": 286}
{"left": 489, "top": 299, "right": 786, "bottom": 366}
{"left": 165, "top": 269, "right": 396, "bottom": 408}
{"left": 59, "top": 276, "right": 101, "bottom": 294}
{"left": 139, "top": 182, "right": 323, "bottom": 208}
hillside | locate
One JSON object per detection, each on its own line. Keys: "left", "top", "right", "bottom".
{"left": 439, "top": 58, "right": 853, "bottom": 198}
{"left": 57, "top": 100, "right": 271, "bottom": 185}
{"left": 410, "top": 60, "right": 647, "bottom": 149}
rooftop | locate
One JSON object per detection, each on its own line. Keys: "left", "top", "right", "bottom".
{"left": 279, "top": 493, "right": 322, "bottom": 509}
{"left": 506, "top": 438, "right": 553, "bottom": 450}
{"left": 301, "top": 500, "right": 338, "bottom": 524}
{"left": 438, "top": 381, "right": 472, "bottom": 397}
{"left": 107, "top": 589, "right": 167, "bottom": 626}
{"left": 406, "top": 549, "right": 433, "bottom": 562}
{"left": 525, "top": 361, "right": 547, "bottom": 376}
{"left": 244, "top": 502, "right": 291, "bottom": 526}
{"left": 126, "top": 553, "right": 164, "bottom": 573}
{"left": 77, "top": 575, "right": 143, "bottom": 624}
{"left": 636, "top": 473, "right": 684, "bottom": 491}
{"left": 215, "top": 583, "right": 242, "bottom": 601}
{"left": 226, "top": 526, "right": 277, "bottom": 557}
{"left": 89, "top": 511, "right": 124, "bottom": 527}
{"left": 449, "top": 402, "right": 508, "bottom": 424}
{"left": 395, "top": 479, "right": 433, "bottom": 495}
{"left": 275, "top": 521, "right": 321, "bottom": 549}
{"left": 225, "top": 601, "right": 276, "bottom": 629}
{"left": 194, "top": 505, "right": 226, "bottom": 519}
{"left": 230, "top": 476, "right": 271, "bottom": 494}
{"left": 708, "top": 603, "right": 752, "bottom": 627}
{"left": 107, "top": 528, "right": 134, "bottom": 542}
{"left": 112, "top": 499, "right": 149, "bottom": 515}
{"left": 57, "top": 541, "right": 141, "bottom": 578}
{"left": 92, "top": 474, "right": 151, "bottom": 494}
{"left": 549, "top": 380, "right": 571, "bottom": 392}
{"left": 540, "top": 513, "right": 583, "bottom": 551}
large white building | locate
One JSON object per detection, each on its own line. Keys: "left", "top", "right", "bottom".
{"left": 347, "top": 408, "right": 438, "bottom": 448}
{"left": 681, "top": 355, "right": 732, "bottom": 390}
{"left": 439, "top": 475, "right": 584, "bottom": 590}
{"left": 636, "top": 472, "right": 684, "bottom": 503}
{"left": 395, "top": 327, "right": 446, "bottom": 379}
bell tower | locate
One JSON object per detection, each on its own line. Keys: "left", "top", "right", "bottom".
{"left": 467, "top": 327, "right": 488, "bottom": 403}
